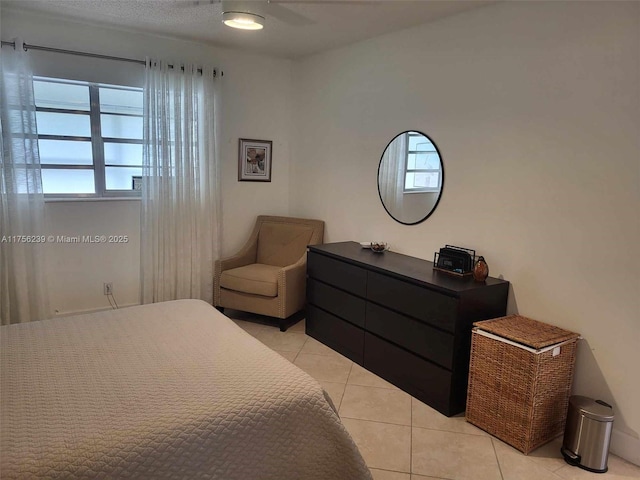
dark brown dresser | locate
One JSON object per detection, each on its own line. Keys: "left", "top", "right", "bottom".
{"left": 306, "top": 241, "right": 509, "bottom": 416}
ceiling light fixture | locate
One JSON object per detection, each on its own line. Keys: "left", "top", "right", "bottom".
{"left": 222, "top": 11, "right": 265, "bottom": 30}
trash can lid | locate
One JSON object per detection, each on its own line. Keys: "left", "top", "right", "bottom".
{"left": 570, "top": 395, "right": 614, "bottom": 421}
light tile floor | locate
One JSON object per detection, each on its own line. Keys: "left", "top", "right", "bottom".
{"left": 228, "top": 313, "right": 640, "bottom": 480}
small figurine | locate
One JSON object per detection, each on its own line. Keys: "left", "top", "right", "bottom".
{"left": 473, "top": 256, "right": 489, "bottom": 282}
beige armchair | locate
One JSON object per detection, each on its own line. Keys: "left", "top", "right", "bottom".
{"left": 214, "top": 215, "right": 324, "bottom": 331}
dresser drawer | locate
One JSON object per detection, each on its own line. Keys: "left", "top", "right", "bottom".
{"left": 306, "top": 305, "right": 364, "bottom": 364}
{"left": 367, "top": 271, "right": 458, "bottom": 333}
{"left": 366, "top": 303, "right": 454, "bottom": 369}
{"left": 364, "top": 333, "right": 454, "bottom": 415}
{"left": 308, "top": 251, "right": 367, "bottom": 297}
{"left": 308, "top": 278, "right": 365, "bottom": 327}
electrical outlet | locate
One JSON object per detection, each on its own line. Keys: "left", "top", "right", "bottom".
{"left": 103, "top": 283, "right": 113, "bottom": 295}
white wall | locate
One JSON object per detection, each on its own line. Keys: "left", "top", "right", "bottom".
{"left": 2, "top": 8, "right": 294, "bottom": 314}
{"left": 291, "top": 1, "right": 639, "bottom": 463}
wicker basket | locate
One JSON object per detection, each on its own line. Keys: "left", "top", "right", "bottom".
{"left": 466, "top": 315, "right": 580, "bottom": 454}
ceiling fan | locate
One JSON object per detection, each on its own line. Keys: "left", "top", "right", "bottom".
{"left": 182, "top": 0, "right": 375, "bottom": 30}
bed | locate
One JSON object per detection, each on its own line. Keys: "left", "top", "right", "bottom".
{"left": 0, "top": 299, "right": 372, "bottom": 479}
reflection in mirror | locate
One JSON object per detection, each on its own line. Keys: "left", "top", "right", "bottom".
{"left": 377, "top": 131, "right": 443, "bottom": 225}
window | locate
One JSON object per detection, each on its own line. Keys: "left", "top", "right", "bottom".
{"left": 34, "top": 77, "right": 143, "bottom": 197}
{"left": 403, "top": 131, "right": 442, "bottom": 193}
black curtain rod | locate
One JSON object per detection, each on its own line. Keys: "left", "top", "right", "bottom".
{"left": 0, "top": 40, "right": 223, "bottom": 77}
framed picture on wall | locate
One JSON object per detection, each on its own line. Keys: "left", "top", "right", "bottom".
{"left": 132, "top": 176, "right": 143, "bottom": 191}
{"left": 238, "top": 138, "right": 272, "bottom": 182}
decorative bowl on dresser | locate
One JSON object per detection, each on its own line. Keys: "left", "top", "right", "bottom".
{"left": 305, "top": 241, "right": 509, "bottom": 416}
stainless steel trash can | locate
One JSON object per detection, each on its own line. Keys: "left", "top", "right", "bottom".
{"left": 561, "top": 395, "right": 614, "bottom": 473}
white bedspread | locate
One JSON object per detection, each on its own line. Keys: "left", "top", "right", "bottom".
{"left": 1, "top": 300, "right": 372, "bottom": 479}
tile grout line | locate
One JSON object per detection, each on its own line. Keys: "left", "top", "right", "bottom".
{"left": 345, "top": 383, "right": 411, "bottom": 395}
{"left": 411, "top": 424, "right": 493, "bottom": 439}
{"left": 339, "top": 362, "right": 355, "bottom": 412}
{"left": 410, "top": 397, "right": 414, "bottom": 476}
{"left": 296, "top": 351, "right": 353, "bottom": 361}
{"left": 291, "top": 336, "right": 310, "bottom": 363}
{"left": 368, "top": 467, "right": 408, "bottom": 475}
{"left": 340, "top": 415, "right": 412, "bottom": 428}
{"left": 346, "top": 361, "right": 355, "bottom": 384}
{"left": 491, "top": 438, "right": 505, "bottom": 480}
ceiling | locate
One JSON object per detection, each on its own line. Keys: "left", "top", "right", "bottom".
{"left": 2, "top": 0, "right": 495, "bottom": 59}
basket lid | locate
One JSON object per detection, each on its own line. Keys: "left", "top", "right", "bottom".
{"left": 473, "top": 315, "right": 579, "bottom": 349}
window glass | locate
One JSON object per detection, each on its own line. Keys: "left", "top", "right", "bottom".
{"left": 105, "top": 166, "right": 143, "bottom": 190}
{"left": 406, "top": 154, "right": 416, "bottom": 170}
{"left": 36, "top": 111, "right": 91, "bottom": 137}
{"left": 405, "top": 172, "right": 440, "bottom": 190}
{"left": 408, "top": 134, "right": 434, "bottom": 151}
{"left": 38, "top": 139, "right": 93, "bottom": 165}
{"left": 41, "top": 169, "right": 95, "bottom": 194}
{"left": 414, "top": 140, "right": 435, "bottom": 151}
{"left": 100, "top": 114, "right": 143, "bottom": 140}
{"left": 99, "top": 87, "right": 143, "bottom": 115}
{"left": 413, "top": 153, "right": 441, "bottom": 170}
{"left": 103, "top": 142, "right": 143, "bottom": 166}
{"left": 33, "top": 80, "right": 90, "bottom": 111}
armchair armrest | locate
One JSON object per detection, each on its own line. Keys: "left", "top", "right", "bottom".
{"left": 216, "top": 249, "right": 255, "bottom": 273}
{"left": 214, "top": 227, "right": 260, "bottom": 306}
{"left": 277, "top": 252, "right": 309, "bottom": 318}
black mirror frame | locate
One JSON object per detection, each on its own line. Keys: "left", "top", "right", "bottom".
{"left": 377, "top": 130, "right": 445, "bottom": 225}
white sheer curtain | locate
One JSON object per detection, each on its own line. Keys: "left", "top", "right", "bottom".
{"left": 378, "top": 133, "right": 407, "bottom": 216}
{"left": 140, "top": 58, "right": 221, "bottom": 304}
{"left": 0, "top": 39, "right": 50, "bottom": 324}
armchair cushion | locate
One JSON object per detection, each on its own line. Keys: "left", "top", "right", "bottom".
{"left": 257, "top": 222, "right": 315, "bottom": 267}
{"left": 219, "top": 264, "right": 280, "bottom": 298}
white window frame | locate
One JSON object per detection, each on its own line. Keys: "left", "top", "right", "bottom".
{"left": 403, "top": 131, "right": 442, "bottom": 194}
{"left": 35, "top": 76, "right": 143, "bottom": 199}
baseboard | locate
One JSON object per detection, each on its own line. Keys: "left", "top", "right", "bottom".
{"left": 611, "top": 428, "right": 640, "bottom": 466}
{"left": 53, "top": 303, "right": 140, "bottom": 317}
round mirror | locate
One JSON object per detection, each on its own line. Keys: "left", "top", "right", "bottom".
{"left": 377, "top": 130, "right": 444, "bottom": 225}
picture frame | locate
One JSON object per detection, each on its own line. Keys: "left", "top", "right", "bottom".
{"left": 132, "top": 176, "right": 142, "bottom": 191}
{"left": 238, "top": 138, "right": 272, "bottom": 182}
